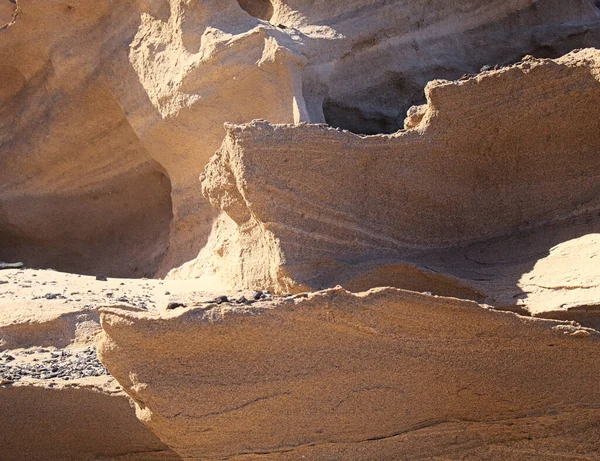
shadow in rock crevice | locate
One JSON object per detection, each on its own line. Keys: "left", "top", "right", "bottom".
{"left": 0, "top": 0, "right": 16, "bottom": 30}
{"left": 321, "top": 1, "right": 600, "bottom": 135}
{"left": 419, "top": 210, "right": 600, "bottom": 330}
{"left": 237, "top": 0, "right": 274, "bottom": 22}
{"left": 0, "top": 164, "right": 173, "bottom": 279}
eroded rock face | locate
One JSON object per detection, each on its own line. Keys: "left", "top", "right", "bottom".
{"left": 4, "top": 2, "right": 600, "bottom": 460}
{"left": 98, "top": 288, "right": 600, "bottom": 460}
{"left": 0, "top": 0, "right": 304, "bottom": 276}
{"left": 179, "top": 49, "right": 600, "bottom": 300}
{"left": 272, "top": 0, "right": 600, "bottom": 133}
{"left": 0, "top": 378, "right": 180, "bottom": 461}
{"left": 0, "top": 0, "right": 174, "bottom": 277}
{"left": 2, "top": 0, "right": 599, "bottom": 276}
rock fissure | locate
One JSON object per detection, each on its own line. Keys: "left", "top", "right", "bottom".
{"left": 0, "top": 0, "right": 18, "bottom": 31}
{"left": 195, "top": 392, "right": 293, "bottom": 419}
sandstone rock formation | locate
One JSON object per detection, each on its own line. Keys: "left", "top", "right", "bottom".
{"left": 0, "top": 377, "right": 180, "bottom": 461}
{"left": 2, "top": 2, "right": 600, "bottom": 459}
{"left": 98, "top": 288, "right": 600, "bottom": 460}
{"left": 175, "top": 49, "right": 600, "bottom": 330}
{"left": 2, "top": 0, "right": 599, "bottom": 277}
{"left": 0, "top": 268, "right": 206, "bottom": 460}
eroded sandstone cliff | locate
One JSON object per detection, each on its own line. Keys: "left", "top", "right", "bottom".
{"left": 2, "top": 0, "right": 599, "bottom": 276}
{"left": 1, "top": 1, "right": 600, "bottom": 460}
{"left": 179, "top": 50, "right": 600, "bottom": 320}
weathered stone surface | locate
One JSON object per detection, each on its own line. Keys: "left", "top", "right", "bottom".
{"left": 420, "top": 214, "right": 600, "bottom": 328}
{"left": 0, "top": 377, "right": 180, "bottom": 461}
{"left": 0, "top": 0, "right": 174, "bottom": 278}
{"left": 178, "top": 50, "right": 600, "bottom": 317}
{"left": 2, "top": 0, "right": 599, "bottom": 276}
{"left": 0, "top": 0, "right": 301, "bottom": 277}
{"left": 3, "top": 3, "right": 600, "bottom": 459}
{"left": 275, "top": 0, "right": 600, "bottom": 133}
{"left": 98, "top": 288, "right": 600, "bottom": 460}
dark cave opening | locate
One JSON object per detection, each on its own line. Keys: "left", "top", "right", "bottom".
{"left": 322, "top": 70, "right": 427, "bottom": 136}
{"left": 322, "top": 101, "right": 404, "bottom": 136}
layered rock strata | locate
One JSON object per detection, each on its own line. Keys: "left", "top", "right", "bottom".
{"left": 98, "top": 287, "right": 600, "bottom": 460}
{"left": 2, "top": 0, "right": 600, "bottom": 275}
{"left": 176, "top": 49, "right": 600, "bottom": 328}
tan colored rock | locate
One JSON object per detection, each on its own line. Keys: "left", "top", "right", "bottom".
{"left": 98, "top": 287, "right": 600, "bottom": 460}
{"left": 0, "top": 0, "right": 302, "bottom": 276}
{"left": 0, "top": 377, "right": 180, "bottom": 461}
{"left": 271, "top": 0, "right": 600, "bottom": 133}
{"left": 0, "top": 268, "right": 217, "bottom": 460}
{"left": 178, "top": 50, "right": 600, "bottom": 307}
{"left": 2, "top": 0, "right": 599, "bottom": 276}
{"left": 403, "top": 208, "right": 600, "bottom": 329}
{"left": 0, "top": 0, "right": 17, "bottom": 30}
{"left": 2, "top": 3, "right": 600, "bottom": 460}
{"left": 0, "top": 0, "right": 173, "bottom": 277}
{"left": 447, "top": 224, "right": 600, "bottom": 328}
{"left": 126, "top": 0, "right": 314, "bottom": 274}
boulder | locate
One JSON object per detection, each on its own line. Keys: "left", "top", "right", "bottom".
{"left": 0, "top": 377, "right": 180, "bottom": 460}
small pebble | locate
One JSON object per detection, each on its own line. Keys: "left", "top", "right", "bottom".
{"left": 571, "top": 330, "right": 591, "bottom": 338}
{"left": 44, "top": 293, "right": 62, "bottom": 300}
{"left": 167, "top": 302, "right": 185, "bottom": 310}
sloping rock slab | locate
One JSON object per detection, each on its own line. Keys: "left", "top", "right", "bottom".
{"left": 0, "top": 378, "right": 180, "bottom": 460}
{"left": 99, "top": 288, "right": 600, "bottom": 460}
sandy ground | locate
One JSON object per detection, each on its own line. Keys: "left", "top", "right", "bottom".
{"left": 0, "top": 265, "right": 280, "bottom": 384}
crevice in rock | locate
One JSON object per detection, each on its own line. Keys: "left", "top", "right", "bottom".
{"left": 341, "top": 263, "right": 487, "bottom": 303}
{"left": 322, "top": 100, "right": 404, "bottom": 135}
{"left": 532, "top": 305, "right": 600, "bottom": 332}
{"left": 0, "top": 0, "right": 17, "bottom": 31}
{"left": 196, "top": 392, "right": 291, "bottom": 419}
{"left": 487, "top": 303, "right": 600, "bottom": 333}
{"left": 236, "top": 0, "right": 274, "bottom": 22}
